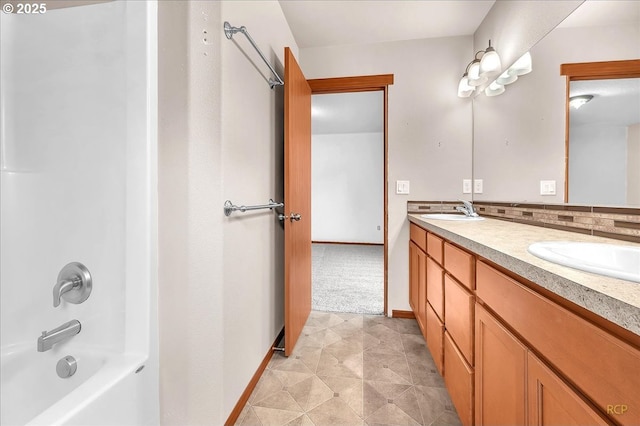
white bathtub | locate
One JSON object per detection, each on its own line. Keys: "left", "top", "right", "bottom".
{"left": 0, "top": 1, "right": 158, "bottom": 425}
{"left": 1, "top": 344, "right": 150, "bottom": 426}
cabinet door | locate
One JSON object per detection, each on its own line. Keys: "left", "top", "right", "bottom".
{"left": 444, "top": 332, "right": 474, "bottom": 426}
{"left": 426, "top": 302, "right": 444, "bottom": 375}
{"left": 475, "top": 304, "right": 527, "bottom": 426}
{"left": 444, "top": 274, "right": 474, "bottom": 366}
{"left": 426, "top": 256, "right": 444, "bottom": 321}
{"left": 409, "top": 242, "right": 419, "bottom": 313}
{"left": 417, "top": 248, "right": 428, "bottom": 337}
{"left": 527, "top": 352, "right": 609, "bottom": 426}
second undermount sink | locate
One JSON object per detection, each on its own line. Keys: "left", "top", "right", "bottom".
{"left": 528, "top": 241, "right": 640, "bottom": 283}
{"left": 421, "top": 213, "right": 485, "bottom": 222}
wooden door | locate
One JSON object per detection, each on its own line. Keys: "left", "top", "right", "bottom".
{"left": 284, "top": 47, "right": 312, "bottom": 356}
{"left": 527, "top": 352, "right": 609, "bottom": 426}
{"left": 475, "top": 304, "right": 527, "bottom": 426}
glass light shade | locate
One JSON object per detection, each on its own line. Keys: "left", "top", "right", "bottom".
{"left": 479, "top": 47, "right": 501, "bottom": 76}
{"left": 509, "top": 52, "right": 532, "bottom": 76}
{"left": 484, "top": 81, "right": 505, "bottom": 97}
{"left": 496, "top": 70, "right": 517, "bottom": 85}
{"left": 457, "top": 74, "right": 474, "bottom": 97}
{"left": 569, "top": 95, "right": 593, "bottom": 109}
{"left": 467, "top": 60, "right": 487, "bottom": 87}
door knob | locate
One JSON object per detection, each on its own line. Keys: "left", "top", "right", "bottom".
{"left": 278, "top": 213, "right": 302, "bottom": 222}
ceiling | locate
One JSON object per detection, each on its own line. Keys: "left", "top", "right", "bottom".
{"left": 570, "top": 79, "right": 640, "bottom": 127}
{"left": 312, "top": 92, "right": 383, "bottom": 134}
{"left": 278, "top": 0, "right": 495, "bottom": 49}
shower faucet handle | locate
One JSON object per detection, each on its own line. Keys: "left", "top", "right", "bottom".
{"left": 53, "top": 262, "right": 93, "bottom": 308}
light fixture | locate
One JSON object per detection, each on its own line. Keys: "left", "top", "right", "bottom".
{"left": 569, "top": 95, "right": 593, "bottom": 109}
{"left": 457, "top": 72, "right": 474, "bottom": 97}
{"left": 484, "top": 81, "right": 505, "bottom": 97}
{"left": 479, "top": 40, "right": 501, "bottom": 76}
{"left": 496, "top": 69, "right": 518, "bottom": 85}
{"left": 457, "top": 40, "right": 501, "bottom": 95}
{"left": 457, "top": 48, "right": 533, "bottom": 99}
{"left": 509, "top": 52, "right": 532, "bottom": 76}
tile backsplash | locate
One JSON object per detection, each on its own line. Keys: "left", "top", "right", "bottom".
{"left": 407, "top": 201, "right": 640, "bottom": 243}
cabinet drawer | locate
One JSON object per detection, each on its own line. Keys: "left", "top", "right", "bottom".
{"left": 426, "top": 302, "right": 444, "bottom": 375}
{"left": 410, "top": 223, "right": 427, "bottom": 252}
{"left": 426, "top": 257, "right": 444, "bottom": 322}
{"left": 444, "top": 274, "right": 474, "bottom": 366}
{"left": 477, "top": 260, "right": 640, "bottom": 425}
{"left": 427, "top": 232, "right": 443, "bottom": 264}
{"left": 445, "top": 332, "right": 474, "bottom": 426}
{"left": 444, "top": 242, "right": 474, "bottom": 290}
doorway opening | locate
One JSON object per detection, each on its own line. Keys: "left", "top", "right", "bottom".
{"left": 307, "top": 75, "right": 393, "bottom": 316}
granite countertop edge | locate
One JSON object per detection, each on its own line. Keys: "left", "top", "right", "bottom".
{"left": 408, "top": 214, "right": 640, "bottom": 336}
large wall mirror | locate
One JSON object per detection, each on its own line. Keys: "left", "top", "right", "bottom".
{"left": 562, "top": 61, "right": 640, "bottom": 206}
{"left": 473, "top": 1, "right": 640, "bottom": 206}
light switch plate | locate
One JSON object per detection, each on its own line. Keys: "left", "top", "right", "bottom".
{"left": 474, "top": 179, "right": 483, "bottom": 194}
{"left": 540, "top": 180, "right": 556, "bottom": 195}
{"left": 396, "top": 180, "right": 410, "bottom": 195}
{"left": 463, "top": 179, "right": 472, "bottom": 194}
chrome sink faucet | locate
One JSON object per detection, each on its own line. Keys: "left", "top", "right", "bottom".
{"left": 37, "top": 320, "right": 81, "bottom": 352}
{"left": 456, "top": 200, "right": 479, "bottom": 217}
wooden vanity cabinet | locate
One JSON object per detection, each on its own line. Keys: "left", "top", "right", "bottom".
{"left": 476, "top": 261, "right": 637, "bottom": 426}
{"left": 424, "top": 229, "right": 475, "bottom": 425}
{"left": 410, "top": 219, "right": 639, "bottom": 426}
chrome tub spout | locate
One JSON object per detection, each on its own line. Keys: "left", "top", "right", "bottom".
{"left": 37, "top": 320, "right": 81, "bottom": 352}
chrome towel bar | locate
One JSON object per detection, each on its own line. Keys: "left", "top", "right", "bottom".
{"left": 224, "top": 199, "right": 284, "bottom": 217}
{"left": 224, "top": 21, "right": 284, "bottom": 89}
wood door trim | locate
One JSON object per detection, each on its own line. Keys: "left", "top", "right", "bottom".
{"left": 560, "top": 59, "right": 640, "bottom": 80}
{"left": 308, "top": 74, "right": 394, "bottom": 93}
{"left": 309, "top": 74, "right": 394, "bottom": 316}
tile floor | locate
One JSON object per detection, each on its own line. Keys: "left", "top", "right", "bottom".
{"left": 235, "top": 311, "right": 462, "bottom": 426}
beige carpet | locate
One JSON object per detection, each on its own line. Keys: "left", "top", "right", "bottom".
{"left": 312, "top": 243, "right": 384, "bottom": 314}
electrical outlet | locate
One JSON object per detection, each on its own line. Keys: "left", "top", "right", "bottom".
{"left": 396, "top": 180, "right": 410, "bottom": 194}
{"left": 474, "top": 179, "right": 483, "bottom": 194}
{"left": 540, "top": 180, "right": 556, "bottom": 195}
{"left": 463, "top": 179, "right": 472, "bottom": 194}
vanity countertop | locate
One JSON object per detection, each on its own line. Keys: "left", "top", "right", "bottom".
{"left": 408, "top": 214, "right": 640, "bottom": 336}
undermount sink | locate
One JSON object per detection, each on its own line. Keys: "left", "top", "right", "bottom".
{"left": 421, "top": 213, "right": 485, "bottom": 222}
{"left": 528, "top": 241, "right": 640, "bottom": 283}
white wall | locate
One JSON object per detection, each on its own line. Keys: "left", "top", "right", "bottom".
{"left": 473, "top": 23, "right": 640, "bottom": 203}
{"left": 301, "top": 36, "right": 473, "bottom": 312}
{"left": 159, "top": 1, "right": 224, "bottom": 424}
{"left": 628, "top": 123, "right": 640, "bottom": 206}
{"left": 312, "top": 132, "right": 384, "bottom": 243}
{"left": 158, "top": 0, "right": 296, "bottom": 423}
{"left": 220, "top": 0, "right": 296, "bottom": 418}
{"left": 569, "top": 124, "right": 627, "bottom": 205}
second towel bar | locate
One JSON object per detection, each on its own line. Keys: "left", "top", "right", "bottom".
{"left": 224, "top": 199, "right": 283, "bottom": 217}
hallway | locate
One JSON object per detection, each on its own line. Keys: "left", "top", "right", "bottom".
{"left": 235, "top": 311, "right": 461, "bottom": 425}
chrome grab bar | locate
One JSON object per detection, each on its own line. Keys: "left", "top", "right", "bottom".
{"left": 224, "top": 199, "right": 284, "bottom": 217}
{"left": 223, "top": 21, "right": 285, "bottom": 89}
